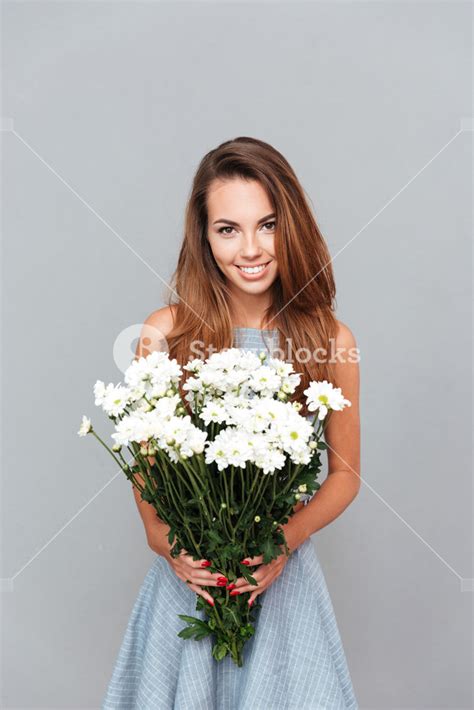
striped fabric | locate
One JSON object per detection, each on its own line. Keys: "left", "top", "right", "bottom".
{"left": 101, "top": 327, "right": 358, "bottom": 709}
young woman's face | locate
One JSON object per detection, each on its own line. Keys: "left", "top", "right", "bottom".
{"left": 206, "top": 178, "right": 279, "bottom": 293}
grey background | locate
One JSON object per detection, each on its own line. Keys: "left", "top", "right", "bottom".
{"left": 2, "top": 1, "right": 472, "bottom": 708}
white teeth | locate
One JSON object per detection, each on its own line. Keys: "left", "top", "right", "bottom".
{"left": 238, "top": 263, "right": 268, "bottom": 274}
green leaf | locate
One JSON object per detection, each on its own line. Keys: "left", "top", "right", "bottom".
{"left": 241, "top": 569, "right": 257, "bottom": 585}
{"left": 177, "top": 614, "right": 212, "bottom": 641}
{"left": 212, "top": 642, "right": 229, "bottom": 661}
{"left": 222, "top": 604, "right": 241, "bottom": 628}
{"left": 261, "top": 537, "right": 281, "bottom": 564}
{"left": 240, "top": 623, "right": 255, "bottom": 638}
{"left": 141, "top": 489, "right": 155, "bottom": 503}
{"left": 177, "top": 614, "right": 207, "bottom": 628}
{"left": 177, "top": 627, "right": 199, "bottom": 639}
{"left": 207, "top": 528, "right": 224, "bottom": 544}
{"left": 167, "top": 526, "right": 176, "bottom": 545}
{"left": 193, "top": 628, "right": 212, "bottom": 640}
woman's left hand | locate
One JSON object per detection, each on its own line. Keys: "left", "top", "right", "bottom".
{"left": 230, "top": 507, "right": 305, "bottom": 606}
{"left": 230, "top": 548, "right": 290, "bottom": 605}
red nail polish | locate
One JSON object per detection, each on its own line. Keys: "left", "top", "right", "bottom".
{"left": 207, "top": 598, "right": 214, "bottom": 606}
{"left": 217, "top": 576, "right": 228, "bottom": 583}
{"left": 241, "top": 560, "right": 250, "bottom": 565}
{"left": 230, "top": 589, "right": 241, "bottom": 596}
{"left": 226, "top": 583, "right": 236, "bottom": 590}
{"left": 201, "top": 560, "right": 212, "bottom": 567}
{"left": 248, "top": 599, "right": 254, "bottom": 606}
{"left": 217, "top": 580, "right": 227, "bottom": 587}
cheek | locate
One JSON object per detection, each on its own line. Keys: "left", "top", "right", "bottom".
{"left": 209, "top": 238, "right": 236, "bottom": 264}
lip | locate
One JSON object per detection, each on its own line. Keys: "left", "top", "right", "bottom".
{"left": 234, "top": 260, "right": 272, "bottom": 280}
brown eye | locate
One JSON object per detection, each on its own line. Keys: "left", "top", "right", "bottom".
{"left": 262, "top": 221, "right": 276, "bottom": 231}
{"left": 218, "top": 226, "right": 235, "bottom": 236}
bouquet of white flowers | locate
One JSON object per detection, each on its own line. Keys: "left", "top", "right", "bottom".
{"left": 78, "top": 347, "right": 351, "bottom": 667}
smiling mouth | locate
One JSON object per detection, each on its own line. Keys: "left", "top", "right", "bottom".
{"left": 235, "top": 261, "right": 272, "bottom": 273}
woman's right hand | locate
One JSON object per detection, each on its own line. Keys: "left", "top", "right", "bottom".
{"left": 147, "top": 524, "right": 226, "bottom": 606}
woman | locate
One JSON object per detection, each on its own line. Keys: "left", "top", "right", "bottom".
{"left": 102, "top": 136, "right": 360, "bottom": 709}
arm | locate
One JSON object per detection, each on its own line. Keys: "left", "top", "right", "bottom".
{"left": 132, "top": 472, "right": 172, "bottom": 560}
{"left": 283, "top": 320, "right": 361, "bottom": 551}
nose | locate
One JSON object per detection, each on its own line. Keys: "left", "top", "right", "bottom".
{"left": 239, "top": 234, "right": 264, "bottom": 260}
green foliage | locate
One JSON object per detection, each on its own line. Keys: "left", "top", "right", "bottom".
{"left": 212, "top": 642, "right": 229, "bottom": 661}
{"left": 177, "top": 615, "right": 212, "bottom": 641}
{"left": 239, "top": 623, "right": 255, "bottom": 639}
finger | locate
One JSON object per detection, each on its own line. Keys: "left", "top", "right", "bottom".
{"left": 188, "top": 571, "right": 229, "bottom": 587}
{"left": 248, "top": 589, "right": 260, "bottom": 606}
{"left": 233, "top": 574, "right": 261, "bottom": 589}
{"left": 237, "top": 569, "right": 275, "bottom": 593}
{"left": 187, "top": 582, "right": 215, "bottom": 607}
{"left": 233, "top": 584, "right": 259, "bottom": 595}
{"left": 233, "top": 576, "right": 265, "bottom": 594}
{"left": 193, "top": 558, "right": 214, "bottom": 569}
{"left": 241, "top": 555, "right": 264, "bottom": 566}
{"left": 181, "top": 553, "right": 213, "bottom": 569}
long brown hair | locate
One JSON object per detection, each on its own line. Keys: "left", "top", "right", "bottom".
{"left": 164, "top": 136, "right": 339, "bottom": 416}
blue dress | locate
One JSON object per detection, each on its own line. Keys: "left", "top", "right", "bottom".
{"left": 102, "top": 327, "right": 358, "bottom": 709}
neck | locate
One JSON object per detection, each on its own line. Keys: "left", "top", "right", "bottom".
{"left": 228, "top": 287, "right": 273, "bottom": 330}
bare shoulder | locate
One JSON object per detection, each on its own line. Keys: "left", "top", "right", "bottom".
{"left": 334, "top": 318, "right": 358, "bottom": 350}
{"left": 142, "top": 304, "right": 178, "bottom": 339}
{"left": 136, "top": 305, "right": 178, "bottom": 358}
{"left": 331, "top": 318, "right": 360, "bottom": 394}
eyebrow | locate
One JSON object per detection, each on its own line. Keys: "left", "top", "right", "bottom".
{"left": 212, "top": 212, "right": 276, "bottom": 227}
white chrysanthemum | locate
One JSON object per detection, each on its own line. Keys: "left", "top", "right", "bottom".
{"left": 265, "top": 358, "right": 294, "bottom": 379}
{"left": 281, "top": 372, "right": 302, "bottom": 392}
{"left": 125, "top": 384, "right": 148, "bottom": 403}
{"left": 183, "top": 357, "right": 205, "bottom": 374}
{"left": 235, "top": 350, "right": 264, "bottom": 373}
{"left": 111, "top": 413, "right": 147, "bottom": 446}
{"left": 94, "top": 380, "right": 112, "bottom": 406}
{"left": 204, "top": 428, "right": 253, "bottom": 471}
{"left": 200, "top": 401, "right": 228, "bottom": 425}
{"left": 253, "top": 444, "right": 286, "bottom": 474}
{"left": 248, "top": 365, "right": 281, "bottom": 396}
{"left": 124, "top": 351, "right": 182, "bottom": 401}
{"left": 158, "top": 416, "right": 208, "bottom": 463}
{"left": 235, "top": 398, "right": 281, "bottom": 433}
{"left": 128, "top": 396, "right": 153, "bottom": 414}
{"left": 224, "top": 404, "right": 253, "bottom": 429}
{"left": 77, "top": 415, "right": 92, "bottom": 436}
{"left": 203, "top": 349, "right": 261, "bottom": 383}
{"left": 153, "top": 393, "right": 182, "bottom": 419}
{"left": 288, "top": 448, "right": 312, "bottom": 465}
{"left": 155, "top": 413, "right": 186, "bottom": 445}
{"left": 102, "top": 384, "right": 132, "bottom": 417}
{"left": 273, "top": 413, "right": 314, "bottom": 455}
{"left": 304, "top": 380, "right": 351, "bottom": 420}
{"left": 185, "top": 427, "right": 207, "bottom": 455}
{"left": 223, "top": 368, "right": 252, "bottom": 392}
{"left": 182, "top": 375, "right": 202, "bottom": 395}
{"left": 264, "top": 358, "right": 302, "bottom": 395}
{"left": 198, "top": 367, "right": 226, "bottom": 390}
